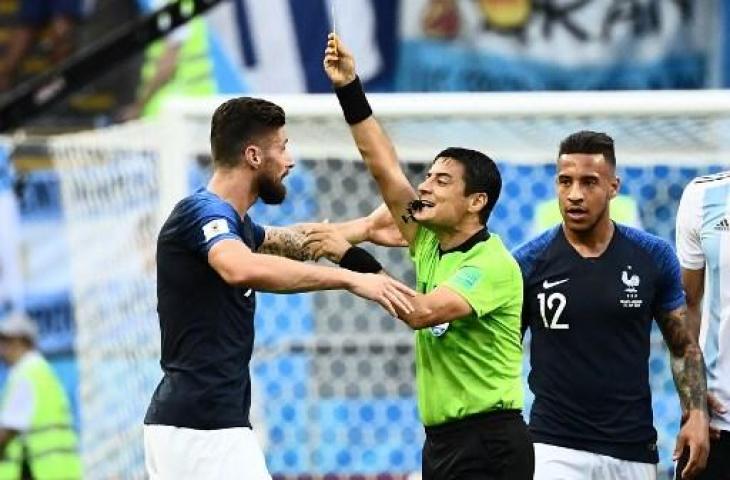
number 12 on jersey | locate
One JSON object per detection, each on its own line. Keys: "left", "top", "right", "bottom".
{"left": 537, "top": 292, "right": 569, "bottom": 329}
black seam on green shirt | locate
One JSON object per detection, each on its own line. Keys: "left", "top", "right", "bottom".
{"left": 438, "top": 228, "right": 490, "bottom": 257}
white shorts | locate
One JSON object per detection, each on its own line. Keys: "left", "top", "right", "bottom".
{"left": 143, "top": 425, "right": 271, "bottom": 480}
{"left": 534, "top": 443, "right": 656, "bottom": 480}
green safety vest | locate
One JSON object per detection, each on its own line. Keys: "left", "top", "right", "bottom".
{"left": 0, "top": 353, "right": 81, "bottom": 480}
{"left": 533, "top": 194, "right": 642, "bottom": 232}
{"left": 141, "top": 17, "right": 215, "bottom": 117}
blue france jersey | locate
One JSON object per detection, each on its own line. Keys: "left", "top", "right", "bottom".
{"left": 513, "top": 225, "right": 684, "bottom": 463}
{"left": 145, "top": 188, "right": 265, "bottom": 430}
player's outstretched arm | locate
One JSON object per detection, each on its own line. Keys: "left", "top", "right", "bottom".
{"left": 323, "top": 34, "right": 419, "bottom": 245}
{"left": 260, "top": 204, "right": 405, "bottom": 262}
{"left": 304, "top": 223, "right": 472, "bottom": 330}
{"left": 208, "top": 238, "right": 415, "bottom": 317}
{"left": 656, "top": 306, "right": 710, "bottom": 478}
{"left": 258, "top": 225, "right": 315, "bottom": 261}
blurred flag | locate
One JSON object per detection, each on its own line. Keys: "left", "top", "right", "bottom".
{"left": 398, "top": 0, "right": 719, "bottom": 91}
{"left": 0, "top": 142, "right": 23, "bottom": 318}
{"left": 207, "top": 0, "right": 398, "bottom": 93}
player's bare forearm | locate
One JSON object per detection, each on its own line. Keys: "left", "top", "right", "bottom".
{"left": 259, "top": 226, "right": 314, "bottom": 261}
{"left": 328, "top": 205, "right": 406, "bottom": 247}
{"left": 657, "top": 306, "right": 708, "bottom": 414}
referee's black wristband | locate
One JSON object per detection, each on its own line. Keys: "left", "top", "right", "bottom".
{"left": 335, "top": 76, "right": 372, "bottom": 125}
{"left": 339, "top": 246, "right": 383, "bottom": 274}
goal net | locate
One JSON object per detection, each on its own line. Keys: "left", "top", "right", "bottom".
{"left": 45, "top": 90, "right": 730, "bottom": 479}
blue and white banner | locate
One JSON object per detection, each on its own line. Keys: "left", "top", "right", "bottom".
{"left": 208, "top": 0, "right": 398, "bottom": 93}
{"left": 0, "top": 142, "right": 23, "bottom": 319}
{"left": 397, "top": 0, "right": 720, "bottom": 91}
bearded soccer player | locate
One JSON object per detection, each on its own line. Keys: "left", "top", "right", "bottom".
{"left": 512, "top": 131, "right": 709, "bottom": 480}
{"left": 319, "top": 34, "right": 533, "bottom": 479}
{"left": 675, "top": 170, "right": 730, "bottom": 480}
{"left": 143, "top": 97, "right": 416, "bottom": 479}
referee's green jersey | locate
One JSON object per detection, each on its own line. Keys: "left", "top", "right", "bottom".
{"left": 409, "top": 226, "right": 524, "bottom": 427}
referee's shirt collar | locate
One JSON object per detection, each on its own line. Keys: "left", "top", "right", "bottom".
{"left": 438, "top": 228, "right": 490, "bottom": 257}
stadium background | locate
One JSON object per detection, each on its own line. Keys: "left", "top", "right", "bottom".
{"left": 1, "top": 1, "right": 730, "bottom": 478}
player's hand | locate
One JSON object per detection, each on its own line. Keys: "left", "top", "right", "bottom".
{"left": 302, "top": 223, "right": 352, "bottom": 263}
{"left": 347, "top": 272, "right": 416, "bottom": 317}
{"left": 673, "top": 409, "right": 710, "bottom": 479}
{"left": 707, "top": 392, "right": 727, "bottom": 440}
{"left": 323, "top": 33, "right": 356, "bottom": 87}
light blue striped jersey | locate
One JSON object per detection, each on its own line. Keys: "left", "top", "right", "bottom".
{"left": 676, "top": 171, "right": 730, "bottom": 431}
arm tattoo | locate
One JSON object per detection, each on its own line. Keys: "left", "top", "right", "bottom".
{"left": 656, "top": 306, "right": 707, "bottom": 414}
{"left": 259, "top": 226, "right": 314, "bottom": 261}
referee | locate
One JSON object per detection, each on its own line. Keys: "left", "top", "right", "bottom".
{"left": 318, "top": 34, "right": 533, "bottom": 479}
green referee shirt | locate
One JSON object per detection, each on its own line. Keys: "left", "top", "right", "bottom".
{"left": 409, "top": 226, "right": 524, "bottom": 427}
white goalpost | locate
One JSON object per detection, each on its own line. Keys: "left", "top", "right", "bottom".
{"left": 37, "top": 90, "right": 730, "bottom": 478}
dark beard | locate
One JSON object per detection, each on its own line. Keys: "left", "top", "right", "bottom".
{"left": 258, "top": 172, "right": 286, "bottom": 205}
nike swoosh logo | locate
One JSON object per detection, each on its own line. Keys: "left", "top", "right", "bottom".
{"left": 543, "top": 279, "right": 569, "bottom": 289}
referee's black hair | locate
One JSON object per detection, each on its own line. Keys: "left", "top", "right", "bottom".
{"left": 210, "top": 97, "right": 286, "bottom": 169}
{"left": 434, "top": 147, "right": 501, "bottom": 225}
{"left": 558, "top": 131, "right": 616, "bottom": 167}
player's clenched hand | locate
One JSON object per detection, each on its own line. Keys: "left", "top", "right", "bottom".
{"left": 674, "top": 409, "right": 710, "bottom": 479}
{"left": 347, "top": 273, "right": 416, "bottom": 317}
{"left": 323, "top": 33, "right": 356, "bottom": 87}
{"left": 302, "top": 223, "right": 352, "bottom": 263}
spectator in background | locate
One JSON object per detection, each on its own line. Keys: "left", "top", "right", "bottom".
{"left": 118, "top": 0, "right": 247, "bottom": 122}
{"left": 0, "top": 312, "right": 82, "bottom": 479}
{"left": 0, "top": 0, "right": 84, "bottom": 91}
{"left": 117, "top": 16, "right": 215, "bottom": 121}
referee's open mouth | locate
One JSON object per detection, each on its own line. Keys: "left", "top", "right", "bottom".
{"left": 410, "top": 199, "right": 435, "bottom": 211}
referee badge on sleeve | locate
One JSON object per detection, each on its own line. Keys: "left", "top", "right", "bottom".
{"left": 202, "top": 218, "right": 230, "bottom": 242}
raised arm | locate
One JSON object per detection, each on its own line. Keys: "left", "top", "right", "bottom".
{"left": 323, "top": 34, "right": 419, "bottom": 244}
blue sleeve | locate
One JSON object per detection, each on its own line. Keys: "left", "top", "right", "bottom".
{"left": 177, "top": 198, "right": 242, "bottom": 257}
{"left": 653, "top": 240, "right": 686, "bottom": 312}
{"left": 511, "top": 226, "right": 559, "bottom": 280}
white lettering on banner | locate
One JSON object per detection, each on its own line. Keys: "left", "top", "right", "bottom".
{"left": 399, "top": 0, "right": 714, "bottom": 91}
{"left": 406, "top": 0, "right": 702, "bottom": 64}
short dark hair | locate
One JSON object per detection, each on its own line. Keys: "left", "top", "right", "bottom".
{"left": 434, "top": 147, "right": 502, "bottom": 224}
{"left": 210, "top": 97, "right": 286, "bottom": 168}
{"left": 558, "top": 130, "right": 616, "bottom": 166}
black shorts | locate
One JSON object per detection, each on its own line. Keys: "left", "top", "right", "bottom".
{"left": 422, "top": 409, "right": 534, "bottom": 480}
{"left": 675, "top": 430, "right": 730, "bottom": 480}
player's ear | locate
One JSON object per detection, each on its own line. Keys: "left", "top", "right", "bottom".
{"left": 609, "top": 176, "right": 620, "bottom": 199}
{"left": 243, "top": 144, "right": 261, "bottom": 169}
{"left": 469, "top": 192, "right": 487, "bottom": 215}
